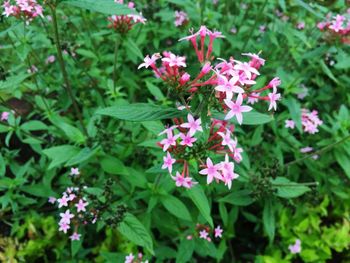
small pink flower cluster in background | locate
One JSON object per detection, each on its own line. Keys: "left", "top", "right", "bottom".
{"left": 317, "top": 13, "right": 350, "bottom": 44}
{"left": 125, "top": 252, "right": 149, "bottom": 263}
{"left": 296, "top": 21, "right": 305, "bottom": 30}
{"left": 187, "top": 224, "right": 223, "bottom": 242}
{"left": 159, "top": 116, "right": 241, "bottom": 189}
{"left": 49, "top": 185, "right": 94, "bottom": 241}
{"left": 108, "top": 0, "right": 146, "bottom": 34}
{"left": 285, "top": 109, "right": 322, "bottom": 134}
{"left": 288, "top": 239, "right": 302, "bottom": 254}
{"left": 1, "top": 112, "right": 10, "bottom": 122}
{"left": 2, "top": 0, "right": 43, "bottom": 22}
{"left": 174, "top": 10, "right": 189, "bottom": 27}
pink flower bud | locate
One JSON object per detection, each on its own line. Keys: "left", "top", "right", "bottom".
{"left": 128, "top": 2, "right": 135, "bottom": 8}
{"left": 186, "top": 235, "right": 193, "bottom": 240}
{"left": 180, "top": 73, "right": 191, "bottom": 85}
{"left": 201, "top": 62, "right": 212, "bottom": 74}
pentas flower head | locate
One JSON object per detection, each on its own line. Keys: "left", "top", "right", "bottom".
{"left": 317, "top": 12, "right": 350, "bottom": 44}
{"left": 158, "top": 116, "right": 241, "bottom": 189}
{"left": 108, "top": 1, "right": 146, "bottom": 34}
{"left": 301, "top": 108, "right": 322, "bottom": 134}
{"left": 2, "top": 0, "right": 43, "bottom": 22}
{"left": 124, "top": 252, "right": 149, "bottom": 263}
{"left": 174, "top": 10, "right": 189, "bottom": 27}
{"left": 187, "top": 223, "right": 223, "bottom": 243}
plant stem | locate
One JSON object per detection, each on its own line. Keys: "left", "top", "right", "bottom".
{"left": 242, "top": 0, "right": 268, "bottom": 50}
{"left": 113, "top": 36, "right": 121, "bottom": 89}
{"left": 284, "top": 134, "right": 350, "bottom": 167}
{"left": 49, "top": 4, "right": 89, "bottom": 138}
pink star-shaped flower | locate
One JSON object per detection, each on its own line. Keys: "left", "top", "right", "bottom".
{"left": 224, "top": 94, "right": 252, "bottom": 124}
{"left": 179, "top": 132, "right": 197, "bottom": 147}
{"left": 70, "top": 232, "right": 81, "bottom": 241}
{"left": 161, "top": 152, "right": 176, "bottom": 173}
{"left": 233, "top": 61, "right": 260, "bottom": 79}
{"left": 180, "top": 114, "right": 203, "bottom": 136}
{"left": 48, "top": 197, "right": 56, "bottom": 204}
{"left": 75, "top": 199, "right": 89, "bottom": 212}
{"left": 215, "top": 75, "right": 243, "bottom": 99}
{"left": 1, "top": 112, "right": 9, "bottom": 121}
{"left": 70, "top": 167, "right": 80, "bottom": 176}
{"left": 214, "top": 225, "right": 223, "bottom": 238}
{"left": 217, "top": 130, "right": 236, "bottom": 152}
{"left": 199, "top": 157, "right": 223, "bottom": 184}
{"left": 58, "top": 222, "right": 70, "bottom": 233}
{"left": 57, "top": 194, "right": 69, "bottom": 208}
{"left": 125, "top": 253, "right": 135, "bottom": 263}
{"left": 160, "top": 131, "right": 180, "bottom": 151}
{"left": 285, "top": 119, "right": 295, "bottom": 129}
{"left": 138, "top": 53, "right": 160, "bottom": 69}
{"left": 60, "top": 209, "right": 74, "bottom": 224}
{"left": 268, "top": 90, "right": 281, "bottom": 111}
{"left": 199, "top": 230, "right": 209, "bottom": 239}
{"left": 161, "top": 53, "right": 186, "bottom": 67}
{"left": 289, "top": 239, "right": 301, "bottom": 254}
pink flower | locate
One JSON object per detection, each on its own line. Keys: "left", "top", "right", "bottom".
{"left": 158, "top": 125, "right": 178, "bottom": 136}
{"left": 269, "top": 77, "right": 281, "bottom": 88}
{"left": 230, "top": 27, "right": 237, "bottom": 34}
{"left": 75, "top": 199, "right": 89, "bottom": 212}
{"left": 46, "top": 55, "right": 55, "bottom": 64}
{"left": 70, "top": 167, "right": 80, "bottom": 176}
{"left": 60, "top": 209, "right": 74, "bottom": 224}
{"left": 247, "top": 92, "right": 260, "bottom": 104}
{"left": 214, "top": 225, "right": 223, "bottom": 238}
{"left": 160, "top": 130, "right": 180, "bottom": 151}
{"left": 48, "top": 197, "right": 56, "bottom": 204}
{"left": 297, "top": 21, "right": 305, "bottom": 30}
{"left": 58, "top": 222, "right": 70, "bottom": 233}
{"left": 199, "top": 157, "right": 223, "bottom": 184}
{"left": 138, "top": 53, "right": 160, "bottom": 69}
{"left": 267, "top": 90, "right": 281, "bottom": 111}
{"left": 179, "top": 132, "right": 197, "bottom": 147}
{"left": 215, "top": 74, "right": 243, "bottom": 99}
{"left": 1, "top": 112, "right": 9, "bottom": 121}
{"left": 199, "top": 230, "right": 209, "bottom": 239}
{"left": 220, "top": 154, "right": 239, "bottom": 189}
{"left": 171, "top": 172, "right": 197, "bottom": 188}
{"left": 289, "top": 239, "right": 301, "bottom": 254}
{"left": 174, "top": 10, "right": 188, "bottom": 27}
{"left": 300, "top": 146, "right": 313, "bottom": 153}
{"left": 259, "top": 25, "right": 266, "bottom": 33}
{"left": 234, "top": 62, "right": 260, "bottom": 79}
{"left": 180, "top": 114, "right": 203, "bottom": 136}
{"left": 69, "top": 232, "right": 81, "bottom": 241}
{"left": 201, "top": 62, "right": 212, "bottom": 74}
{"left": 162, "top": 152, "right": 176, "bottom": 173}
{"left": 161, "top": 53, "right": 186, "bottom": 67}
{"left": 242, "top": 52, "right": 265, "bottom": 67}
{"left": 224, "top": 93, "right": 252, "bottom": 124}
{"left": 125, "top": 253, "right": 135, "bottom": 263}
{"left": 217, "top": 130, "right": 236, "bottom": 152}
{"left": 285, "top": 120, "right": 295, "bottom": 129}
{"left": 57, "top": 194, "right": 69, "bottom": 208}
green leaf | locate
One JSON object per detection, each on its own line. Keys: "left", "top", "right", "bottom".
{"left": 43, "top": 145, "right": 80, "bottom": 169}
{"left": 294, "top": 0, "right": 323, "bottom": 18}
{"left": 161, "top": 195, "right": 192, "bottom": 221}
{"left": 272, "top": 177, "right": 310, "bottom": 198}
{"left": 334, "top": 148, "right": 350, "bottom": 179}
{"left": 125, "top": 38, "right": 144, "bottom": 59}
{"left": 66, "top": 147, "right": 97, "bottom": 166}
{"left": 187, "top": 185, "right": 213, "bottom": 227}
{"left": 212, "top": 110, "right": 273, "bottom": 125}
{"left": 58, "top": 122, "right": 86, "bottom": 144}
{"left": 71, "top": 236, "right": 83, "bottom": 256}
{"left": 0, "top": 153, "right": 6, "bottom": 177}
{"left": 0, "top": 73, "right": 31, "bottom": 90}
{"left": 97, "top": 103, "right": 184, "bottom": 121}
{"left": 61, "top": 0, "right": 136, "bottom": 15}
{"left": 283, "top": 97, "right": 302, "bottom": 132}
{"left": 20, "top": 184, "right": 56, "bottom": 198}
{"left": 145, "top": 81, "right": 165, "bottom": 101}
{"left": 218, "top": 190, "right": 254, "bottom": 206}
{"left": 21, "top": 120, "right": 48, "bottom": 131}
{"left": 76, "top": 48, "right": 98, "bottom": 60}
{"left": 176, "top": 239, "right": 194, "bottom": 263}
{"left": 118, "top": 213, "right": 154, "bottom": 254}
{"left": 263, "top": 198, "right": 275, "bottom": 243}
{"left": 319, "top": 60, "right": 338, "bottom": 84}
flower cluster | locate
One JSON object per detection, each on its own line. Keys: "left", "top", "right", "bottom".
{"left": 139, "top": 26, "right": 281, "bottom": 188}
{"left": 125, "top": 252, "right": 149, "bottom": 263}
{"left": 108, "top": 1, "right": 146, "bottom": 34}
{"left": 285, "top": 108, "right": 322, "bottom": 134}
{"left": 317, "top": 12, "right": 350, "bottom": 44}
{"left": 49, "top": 186, "right": 93, "bottom": 241}
{"left": 174, "top": 10, "right": 189, "bottom": 27}
{"left": 2, "top": 0, "right": 43, "bottom": 22}
{"left": 138, "top": 26, "right": 281, "bottom": 116}
{"left": 159, "top": 115, "right": 241, "bottom": 189}
{"left": 187, "top": 224, "right": 223, "bottom": 242}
